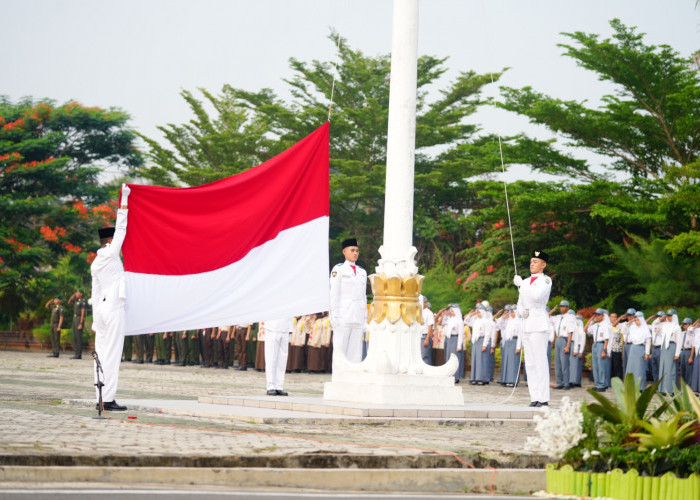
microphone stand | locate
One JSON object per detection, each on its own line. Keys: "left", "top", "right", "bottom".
{"left": 92, "top": 351, "right": 107, "bottom": 420}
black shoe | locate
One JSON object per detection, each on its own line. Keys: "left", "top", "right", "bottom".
{"left": 276, "top": 390, "right": 288, "bottom": 396}
{"left": 528, "top": 401, "right": 538, "bottom": 407}
{"left": 563, "top": 385, "right": 571, "bottom": 390}
{"left": 266, "top": 390, "right": 277, "bottom": 396}
{"left": 469, "top": 380, "right": 477, "bottom": 385}
{"left": 554, "top": 385, "right": 564, "bottom": 390}
{"left": 595, "top": 387, "right": 606, "bottom": 392}
{"left": 136, "top": 360, "right": 144, "bottom": 364}
{"left": 476, "top": 381, "right": 485, "bottom": 385}
{"left": 237, "top": 366, "right": 247, "bottom": 371}
{"left": 71, "top": 355, "right": 81, "bottom": 359}
{"left": 537, "top": 402, "right": 549, "bottom": 407}
{"left": 47, "top": 353, "right": 58, "bottom": 357}
{"left": 102, "top": 400, "right": 127, "bottom": 411}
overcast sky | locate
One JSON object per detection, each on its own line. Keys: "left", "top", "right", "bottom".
{"left": 2, "top": 0, "right": 699, "bottom": 180}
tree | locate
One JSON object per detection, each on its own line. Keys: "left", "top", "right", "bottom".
{"left": 0, "top": 97, "right": 142, "bottom": 325}
{"left": 498, "top": 19, "right": 700, "bottom": 257}
{"left": 137, "top": 35, "right": 510, "bottom": 268}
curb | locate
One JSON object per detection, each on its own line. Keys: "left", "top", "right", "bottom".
{"left": 0, "top": 466, "right": 545, "bottom": 494}
{"left": 0, "top": 453, "right": 550, "bottom": 470}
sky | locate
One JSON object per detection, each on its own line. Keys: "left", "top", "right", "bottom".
{"left": 2, "top": 0, "right": 699, "bottom": 180}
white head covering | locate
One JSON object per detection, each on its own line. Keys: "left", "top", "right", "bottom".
{"left": 629, "top": 311, "right": 651, "bottom": 340}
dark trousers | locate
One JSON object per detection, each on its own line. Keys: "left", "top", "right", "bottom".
{"left": 50, "top": 323, "right": 61, "bottom": 355}
{"left": 234, "top": 328, "right": 248, "bottom": 367}
{"left": 72, "top": 321, "right": 82, "bottom": 356}
{"left": 123, "top": 336, "right": 133, "bottom": 361}
{"left": 187, "top": 331, "right": 200, "bottom": 364}
{"left": 201, "top": 329, "right": 214, "bottom": 366}
{"left": 144, "top": 334, "right": 155, "bottom": 362}
{"left": 611, "top": 351, "right": 623, "bottom": 380}
{"left": 176, "top": 331, "right": 188, "bottom": 364}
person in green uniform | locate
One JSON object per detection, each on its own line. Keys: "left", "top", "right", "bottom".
{"left": 144, "top": 333, "right": 155, "bottom": 363}
{"left": 133, "top": 334, "right": 145, "bottom": 363}
{"left": 155, "top": 331, "right": 172, "bottom": 364}
{"left": 175, "top": 331, "right": 188, "bottom": 366}
{"left": 187, "top": 330, "right": 200, "bottom": 366}
{"left": 68, "top": 290, "right": 87, "bottom": 359}
{"left": 44, "top": 296, "right": 64, "bottom": 357}
{"left": 122, "top": 335, "right": 133, "bottom": 362}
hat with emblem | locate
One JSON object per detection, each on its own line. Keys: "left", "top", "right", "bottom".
{"left": 682, "top": 317, "right": 692, "bottom": 324}
{"left": 531, "top": 250, "right": 549, "bottom": 262}
{"left": 341, "top": 238, "right": 358, "bottom": 249}
{"left": 595, "top": 308, "right": 605, "bottom": 315}
{"left": 559, "top": 300, "right": 570, "bottom": 307}
{"left": 626, "top": 308, "right": 637, "bottom": 315}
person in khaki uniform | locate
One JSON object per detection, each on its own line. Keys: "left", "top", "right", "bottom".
{"left": 68, "top": 290, "right": 87, "bottom": 359}
{"left": 45, "top": 296, "right": 64, "bottom": 357}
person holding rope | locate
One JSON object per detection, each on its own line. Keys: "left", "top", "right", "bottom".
{"left": 513, "top": 250, "right": 552, "bottom": 407}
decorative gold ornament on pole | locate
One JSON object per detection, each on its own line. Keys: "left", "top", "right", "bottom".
{"left": 368, "top": 274, "right": 424, "bottom": 325}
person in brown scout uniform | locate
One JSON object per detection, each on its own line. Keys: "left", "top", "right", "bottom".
{"left": 45, "top": 296, "right": 64, "bottom": 357}
{"left": 233, "top": 323, "right": 251, "bottom": 370}
{"left": 68, "top": 290, "right": 87, "bottom": 359}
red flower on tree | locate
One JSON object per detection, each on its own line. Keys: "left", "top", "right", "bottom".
{"left": 86, "top": 251, "right": 97, "bottom": 264}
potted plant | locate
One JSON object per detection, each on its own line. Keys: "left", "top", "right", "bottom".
{"left": 529, "top": 374, "right": 700, "bottom": 499}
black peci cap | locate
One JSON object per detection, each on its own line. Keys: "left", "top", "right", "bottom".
{"left": 342, "top": 238, "right": 358, "bottom": 249}
{"left": 531, "top": 249, "right": 549, "bottom": 262}
{"left": 98, "top": 227, "right": 115, "bottom": 239}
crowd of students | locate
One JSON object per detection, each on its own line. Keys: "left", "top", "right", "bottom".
{"left": 420, "top": 299, "right": 700, "bottom": 395}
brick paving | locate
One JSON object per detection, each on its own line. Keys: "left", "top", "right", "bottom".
{"left": 0, "top": 351, "right": 599, "bottom": 466}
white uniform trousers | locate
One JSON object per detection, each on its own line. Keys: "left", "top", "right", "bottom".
{"left": 333, "top": 324, "right": 364, "bottom": 363}
{"left": 94, "top": 307, "right": 125, "bottom": 402}
{"left": 264, "top": 330, "right": 289, "bottom": 391}
{"left": 522, "top": 330, "right": 550, "bottom": 403}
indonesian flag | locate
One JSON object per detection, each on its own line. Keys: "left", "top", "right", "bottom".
{"left": 121, "top": 122, "right": 330, "bottom": 335}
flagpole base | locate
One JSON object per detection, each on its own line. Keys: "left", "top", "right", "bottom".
{"left": 323, "top": 371, "right": 464, "bottom": 406}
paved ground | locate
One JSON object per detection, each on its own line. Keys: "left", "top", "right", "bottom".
{"left": 0, "top": 350, "right": 599, "bottom": 469}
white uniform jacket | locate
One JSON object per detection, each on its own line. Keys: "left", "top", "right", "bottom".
{"left": 265, "top": 318, "right": 294, "bottom": 334}
{"left": 91, "top": 209, "right": 127, "bottom": 334}
{"left": 516, "top": 273, "right": 552, "bottom": 333}
{"left": 329, "top": 260, "right": 367, "bottom": 327}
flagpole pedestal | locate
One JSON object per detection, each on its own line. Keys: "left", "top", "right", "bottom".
{"left": 323, "top": 0, "right": 462, "bottom": 407}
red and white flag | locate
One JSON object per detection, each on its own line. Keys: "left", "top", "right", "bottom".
{"left": 121, "top": 123, "right": 330, "bottom": 335}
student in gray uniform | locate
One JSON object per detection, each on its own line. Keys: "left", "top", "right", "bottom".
{"left": 499, "top": 305, "right": 522, "bottom": 387}
{"left": 549, "top": 300, "right": 575, "bottom": 390}
{"left": 465, "top": 304, "right": 489, "bottom": 385}
{"left": 568, "top": 311, "right": 585, "bottom": 388}
{"left": 658, "top": 309, "right": 682, "bottom": 395}
{"left": 624, "top": 311, "right": 651, "bottom": 389}
{"left": 618, "top": 308, "right": 636, "bottom": 374}
{"left": 647, "top": 311, "right": 665, "bottom": 383}
{"left": 679, "top": 318, "right": 694, "bottom": 386}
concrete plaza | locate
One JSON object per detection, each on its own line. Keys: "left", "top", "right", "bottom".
{"left": 0, "top": 350, "right": 598, "bottom": 494}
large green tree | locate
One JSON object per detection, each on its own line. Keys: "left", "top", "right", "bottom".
{"left": 0, "top": 97, "right": 142, "bottom": 325}
{"left": 452, "top": 19, "right": 700, "bottom": 313}
{"left": 137, "top": 35, "right": 511, "bottom": 267}
{"left": 499, "top": 19, "right": 700, "bottom": 257}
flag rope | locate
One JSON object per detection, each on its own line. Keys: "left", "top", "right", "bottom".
{"left": 477, "top": 2, "right": 523, "bottom": 404}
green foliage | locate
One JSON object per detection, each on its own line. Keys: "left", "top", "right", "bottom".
{"left": 632, "top": 412, "right": 698, "bottom": 451}
{"left": 586, "top": 374, "right": 667, "bottom": 445}
{"left": 561, "top": 374, "right": 700, "bottom": 477}
{"left": 0, "top": 96, "right": 142, "bottom": 324}
{"left": 493, "top": 19, "right": 699, "bottom": 309}
{"left": 608, "top": 236, "right": 700, "bottom": 310}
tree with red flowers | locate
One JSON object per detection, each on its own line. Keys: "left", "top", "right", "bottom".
{"left": 0, "top": 96, "right": 142, "bottom": 325}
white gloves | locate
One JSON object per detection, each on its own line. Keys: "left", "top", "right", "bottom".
{"left": 513, "top": 275, "right": 522, "bottom": 287}
{"left": 121, "top": 184, "right": 131, "bottom": 207}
